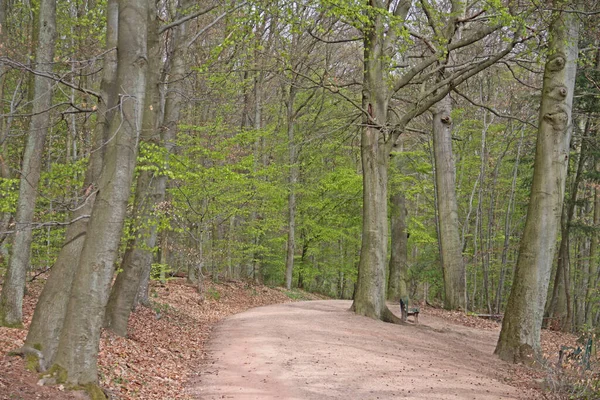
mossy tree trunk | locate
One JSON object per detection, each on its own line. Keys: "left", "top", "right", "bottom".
{"left": 51, "top": 0, "right": 148, "bottom": 385}
{"left": 23, "top": 0, "right": 118, "bottom": 367}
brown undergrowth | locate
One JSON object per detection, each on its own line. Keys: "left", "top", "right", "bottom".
{"left": 0, "top": 277, "right": 319, "bottom": 399}
{"left": 425, "top": 305, "right": 599, "bottom": 399}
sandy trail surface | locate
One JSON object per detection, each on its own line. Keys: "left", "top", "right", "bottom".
{"left": 189, "top": 300, "right": 538, "bottom": 400}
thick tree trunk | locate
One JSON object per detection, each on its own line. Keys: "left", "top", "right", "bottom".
{"left": 495, "top": 7, "right": 578, "bottom": 364}
{"left": 432, "top": 95, "right": 466, "bottom": 310}
{"left": 351, "top": 10, "right": 400, "bottom": 323}
{"left": 545, "top": 118, "right": 588, "bottom": 332}
{"left": 0, "top": 0, "right": 56, "bottom": 327}
{"left": 23, "top": 0, "right": 118, "bottom": 366}
{"left": 104, "top": 0, "right": 161, "bottom": 336}
{"left": 51, "top": 0, "right": 148, "bottom": 386}
{"left": 387, "top": 189, "right": 408, "bottom": 302}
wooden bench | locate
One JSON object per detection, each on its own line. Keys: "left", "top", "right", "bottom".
{"left": 400, "top": 299, "right": 419, "bottom": 323}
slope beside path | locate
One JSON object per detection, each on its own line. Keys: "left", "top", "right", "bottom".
{"left": 189, "top": 300, "right": 541, "bottom": 400}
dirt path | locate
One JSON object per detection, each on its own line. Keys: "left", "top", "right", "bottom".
{"left": 189, "top": 300, "right": 540, "bottom": 400}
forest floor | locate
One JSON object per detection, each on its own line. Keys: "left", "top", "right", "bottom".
{"left": 0, "top": 277, "right": 594, "bottom": 400}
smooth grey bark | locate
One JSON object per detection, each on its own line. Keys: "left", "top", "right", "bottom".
{"left": 351, "top": 0, "right": 515, "bottom": 320}
{"left": 351, "top": 1, "right": 408, "bottom": 323}
{"left": 51, "top": 0, "right": 148, "bottom": 385}
{"left": 104, "top": 0, "right": 161, "bottom": 337}
{"left": 0, "top": 0, "right": 56, "bottom": 327}
{"left": 495, "top": 7, "right": 578, "bottom": 363}
{"left": 23, "top": 0, "right": 118, "bottom": 367}
{"left": 387, "top": 187, "right": 408, "bottom": 302}
{"left": 428, "top": 0, "right": 465, "bottom": 311}
{"left": 545, "top": 125, "right": 587, "bottom": 332}
{"left": 432, "top": 95, "right": 466, "bottom": 310}
{"left": 135, "top": 0, "right": 189, "bottom": 305}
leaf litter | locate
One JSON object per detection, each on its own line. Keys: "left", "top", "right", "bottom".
{"left": 0, "top": 278, "right": 595, "bottom": 399}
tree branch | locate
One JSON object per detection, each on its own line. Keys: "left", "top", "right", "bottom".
{"left": 0, "top": 56, "right": 102, "bottom": 99}
{"left": 393, "top": 23, "right": 500, "bottom": 93}
{"left": 389, "top": 36, "right": 521, "bottom": 147}
{"left": 187, "top": 2, "right": 247, "bottom": 47}
{"left": 159, "top": 5, "right": 218, "bottom": 34}
{"left": 453, "top": 88, "right": 537, "bottom": 128}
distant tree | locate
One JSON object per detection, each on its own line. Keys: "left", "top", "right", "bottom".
{"left": 346, "top": 0, "right": 521, "bottom": 321}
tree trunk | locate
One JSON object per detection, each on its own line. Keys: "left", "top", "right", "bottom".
{"left": 586, "top": 159, "right": 600, "bottom": 326}
{"left": 104, "top": 0, "right": 161, "bottom": 336}
{"left": 285, "top": 87, "right": 297, "bottom": 290}
{"left": 351, "top": 10, "right": 400, "bottom": 323}
{"left": 23, "top": 0, "right": 118, "bottom": 366}
{"left": 432, "top": 95, "right": 466, "bottom": 310}
{"left": 51, "top": 0, "right": 148, "bottom": 386}
{"left": 388, "top": 152, "right": 408, "bottom": 302}
{"left": 387, "top": 189, "right": 408, "bottom": 302}
{"left": 545, "top": 118, "right": 588, "bottom": 331}
{"left": 495, "top": 7, "right": 578, "bottom": 363}
{"left": 585, "top": 49, "right": 600, "bottom": 327}
{"left": 0, "top": 0, "right": 56, "bottom": 327}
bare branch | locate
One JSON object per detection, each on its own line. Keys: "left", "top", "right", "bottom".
{"left": 306, "top": 29, "right": 362, "bottom": 44}
{"left": 0, "top": 214, "right": 91, "bottom": 236}
{"left": 393, "top": 23, "right": 500, "bottom": 93}
{"left": 187, "top": 2, "right": 247, "bottom": 47}
{"left": 453, "top": 88, "right": 537, "bottom": 128}
{"left": 389, "top": 36, "right": 521, "bottom": 147}
{"left": 1, "top": 56, "right": 102, "bottom": 99}
{"left": 159, "top": 5, "right": 218, "bottom": 34}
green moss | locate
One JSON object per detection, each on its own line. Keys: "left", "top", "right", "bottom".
{"left": 32, "top": 343, "right": 42, "bottom": 351}
{"left": 0, "top": 318, "right": 24, "bottom": 329}
{"left": 25, "top": 353, "right": 38, "bottom": 372}
{"left": 80, "top": 383, "right": 107, "bottom": 400}
{"left": 45, "top": 364, "right": 68, "bottom": 384}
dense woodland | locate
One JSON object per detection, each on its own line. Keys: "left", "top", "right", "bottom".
{"left": 0, "top": 0, "right": 599, "bottom": 395}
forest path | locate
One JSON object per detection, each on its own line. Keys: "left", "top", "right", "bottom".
{"left": 188, "top": 300, "right": 538, "bottom": 400}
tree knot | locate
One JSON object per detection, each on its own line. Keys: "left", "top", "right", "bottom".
{"left": 546, "top": 54, "right": 566, "bottom": 72}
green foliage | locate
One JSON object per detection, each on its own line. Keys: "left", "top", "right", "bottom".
{"left": 206, "top": 287, "right": 221, "bottom": 301}
{"left": 0, "top": 178, "right": 19, "bottom": 214}
{"left": 150, "top": 263, "right": 171, "bottom": 281}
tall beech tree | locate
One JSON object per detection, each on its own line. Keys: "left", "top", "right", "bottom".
{"left": 429, "top": 0, "right": 467, "bottom": 311}
{"left": 347, "top": 0, "right": 520, "bottom": 321}
{"left": 49, "top": 0, "right": 148, "bottom": 387}
{"left": 495, "top": 3, "right": 579, "bottom": 363}
{"left": 0, "top": 0, "right": 56, "bottom": 327}
{"left": 104, "top": 0, "right": 195, "bottom": 336}
{"left": 387, "top": 155, "right": 409, "bottom": 303}
{"left": 23, "top": 0, "right": 118, "bottom": 366}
